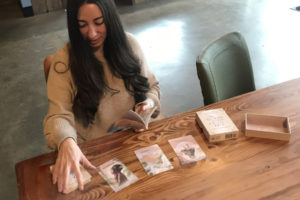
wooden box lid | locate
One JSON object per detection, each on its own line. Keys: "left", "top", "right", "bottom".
{"left": 245, "top": 113, "right": 291, "bottom": 141}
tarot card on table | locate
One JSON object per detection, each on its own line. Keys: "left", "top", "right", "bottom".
{"left": 134, "top": 144, "right": 173, "bottom": 175}
{"left": 96, "top": 158, "right": 138, "bottom": 192}
{"left": 168, "top": 135, "right": 206, "bottom": 165}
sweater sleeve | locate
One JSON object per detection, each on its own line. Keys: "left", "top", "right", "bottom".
{"left": 43, "top": 46, "right": 77, "bottom": 150}
{"left": 127, "top": 33, "right": 161, "bottom": 117}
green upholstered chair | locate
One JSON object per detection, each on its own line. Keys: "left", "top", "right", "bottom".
{"left": 196, "top": 32, "right": 255, "bottom": 105}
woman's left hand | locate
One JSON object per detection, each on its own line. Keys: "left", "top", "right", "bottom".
{"left": 134, "top": 98, "right": 154, "bottom": 132}
{"left": 135, "top": 98, "right": 154, "bottom": 114}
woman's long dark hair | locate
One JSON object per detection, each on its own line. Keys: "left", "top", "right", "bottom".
{"left": 67, "top": 0, "right": 149, "bottom": 127}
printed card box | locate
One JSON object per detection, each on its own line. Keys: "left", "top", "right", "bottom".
{"left": 196, "top": 108, "right": 239, "bottom": 142}
{"left": 245, "top": 113, "right": 291, "bottom": 141}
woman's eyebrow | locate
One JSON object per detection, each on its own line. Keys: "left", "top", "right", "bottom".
{"left": 78, "top": 16, "right": 103, "bottom": 22}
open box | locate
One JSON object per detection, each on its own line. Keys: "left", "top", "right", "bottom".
{"left": 245, "top": 113, "right": 291, "bottom": 141}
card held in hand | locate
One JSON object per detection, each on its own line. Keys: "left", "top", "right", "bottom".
{"left": 96, "top": 158, "right": 138, "bottom": 192}
{"left": 135, "top": 144, "right": 173, "bottom": 176}
{"left": 49, "top": 165, "right": 92, "bottom": 194}
{"left": 108, "top": 105, "right": 158, "bottom": 132}
{"left": 168, "top": 135, "right": 206, "bottom": 165}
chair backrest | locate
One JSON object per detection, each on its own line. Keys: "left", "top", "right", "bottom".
{"left": 196, "top": 32, "right": 255, "bottom": 105}
{"left": 43, "top": 55, "right": 54, "bottom": 82}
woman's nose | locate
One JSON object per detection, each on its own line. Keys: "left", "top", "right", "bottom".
{"left": 88, "top": 25, "right": 97, "bottom": 39}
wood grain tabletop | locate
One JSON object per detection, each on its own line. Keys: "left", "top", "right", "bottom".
{"left": 16, "top": 78, "right": 300, "bottom": 200}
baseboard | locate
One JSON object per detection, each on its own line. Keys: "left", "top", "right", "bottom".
{"left": 21, "top": 6, "right": 34, "bottom": 17}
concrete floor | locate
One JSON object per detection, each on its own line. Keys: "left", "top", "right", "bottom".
{"left": 1, "top": 0, "right": 300, "bottom": 199}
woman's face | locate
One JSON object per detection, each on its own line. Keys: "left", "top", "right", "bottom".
{"left": 77, "top": 3, "right": 107, "bottom": 49}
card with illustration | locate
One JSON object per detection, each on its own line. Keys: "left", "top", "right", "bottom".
{"left": 134, "top": 144, "right": 173, "bottom": 175}
{"left": 96, "top": 158, "right": 138, "bottom": 192}
{"left": 168, "top": 135, "right": 206, "bottom": 165}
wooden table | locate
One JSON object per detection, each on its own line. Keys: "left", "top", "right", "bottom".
{"left": 16, "top": 78, "right": 300, "bottom": 200}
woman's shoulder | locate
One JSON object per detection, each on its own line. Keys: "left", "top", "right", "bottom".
{"left": 125, "top": 32, "right": 144, "bottom": 56}
{"left": 52, "top": 43, "right": 70, "bottom": 63}
{"left": 49, "top": 43, "right": 72, "bottom": 78}
{"left": 125, "top": 32, "right": 135, "bottom": 40}
{"left": 125, "top": 32, "right": 140, "bottom": 47}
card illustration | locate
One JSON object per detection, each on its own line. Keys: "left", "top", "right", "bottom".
{"left": 96, "top": 158, "right": 138, "bottom": 192}
{"left": 135, "top": 144, "right": 173, "bottom": 175}
{"left": 168, "top": 135, "right": 206, "bottom": 165}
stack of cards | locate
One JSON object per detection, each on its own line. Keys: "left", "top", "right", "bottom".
{"left": 134, "top": 144, "right": 173, "bottom": 176}
{"left": 168, "top": 135, "right": 206, "bottom": 165}
{"left": 96, "top": 158, "right": 138, "bottom": 192}
{"left": 49, "top": 165, "right": 92, "bottom": 194}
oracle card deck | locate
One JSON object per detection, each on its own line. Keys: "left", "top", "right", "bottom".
{"left": 196, "top": 108, "right": 239, "bottom": 142}
{"left": 49, "top": 165, "right": 92, "bottom": 194}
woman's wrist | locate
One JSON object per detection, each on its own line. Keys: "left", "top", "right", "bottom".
{"left": 58, "top": 137, "right": 76, "bottom": 150}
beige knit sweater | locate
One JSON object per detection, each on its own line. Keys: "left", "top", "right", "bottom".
{"left": 44, "top": 33, "right": 160, "bottom": 149}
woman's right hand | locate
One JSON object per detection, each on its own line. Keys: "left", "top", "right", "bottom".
{"left": 52, "top": 138, "right": 96, "bottom": 194}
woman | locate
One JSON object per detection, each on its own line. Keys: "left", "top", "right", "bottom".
{"left": 44, "top": 0, "right": 160, "bottom": 193}
{"left": 111, "top": 164, "right": 127, "bottom": 186}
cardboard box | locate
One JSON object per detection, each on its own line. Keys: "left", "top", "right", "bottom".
{"left": 196, "top": 108, "right": 239, "bottom": 142}
{"left": 245, "top": 113, "right": 291, "bottom": 141}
